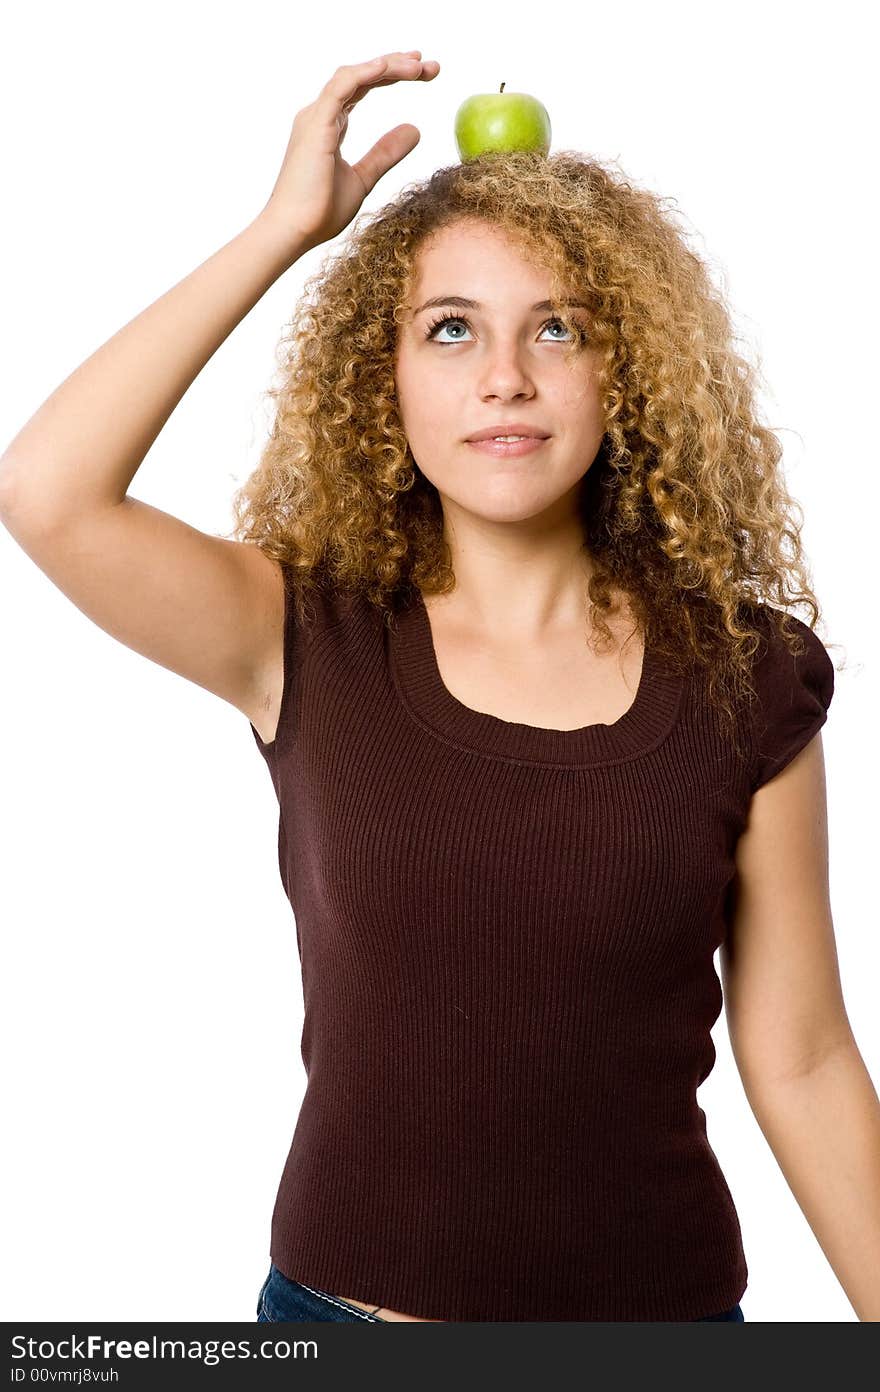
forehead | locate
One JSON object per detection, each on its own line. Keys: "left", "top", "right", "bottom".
{"left": 409, "top": 221, "right": 552, "bottom": 300}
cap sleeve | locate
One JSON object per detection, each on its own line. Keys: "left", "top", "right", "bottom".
{"left": 748, "top": 606, "right": 834, "bottom": 793}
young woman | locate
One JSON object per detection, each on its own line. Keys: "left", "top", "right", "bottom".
{"left": 2, "top": 50, "right": 877, "bottom": 1325}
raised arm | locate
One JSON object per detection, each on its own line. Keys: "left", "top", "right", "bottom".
{"left": 0, "top": 51, "right": 439, "bottom": 736}
{"left": 0, "top": 213, "right": 302, "bottom": 726}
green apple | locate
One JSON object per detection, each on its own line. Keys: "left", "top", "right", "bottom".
{"left": 454, "top": 82, "right": 551, "bottom": 161}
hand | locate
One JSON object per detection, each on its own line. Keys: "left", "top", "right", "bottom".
{"left": 260, "top": 50, "right": 440, "bottom": 255}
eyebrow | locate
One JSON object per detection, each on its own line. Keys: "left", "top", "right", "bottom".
{"left": 412, "top": 295, "right": 590, "bottom": 316}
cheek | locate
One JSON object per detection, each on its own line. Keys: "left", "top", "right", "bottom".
{"left": 397, "top": 371, "right": 459, "bottom": 444}
{"left": 394, "top": 354, "right": 436, "bottom": 428}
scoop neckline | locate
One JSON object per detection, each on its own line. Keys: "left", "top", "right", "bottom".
{"left": 389, "top": 587, "right": 685, "bottom": 768}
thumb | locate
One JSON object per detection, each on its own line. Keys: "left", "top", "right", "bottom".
{"left": 353, "top": 123, "right": 421, "bottom": 194}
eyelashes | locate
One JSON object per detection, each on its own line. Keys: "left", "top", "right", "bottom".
{"left": 424, "top": 312, "right": 585, "bottom": 345}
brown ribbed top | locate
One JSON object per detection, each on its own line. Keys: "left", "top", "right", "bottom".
{"left": 250, "top": 565, "right": 834, "bottom": 1321}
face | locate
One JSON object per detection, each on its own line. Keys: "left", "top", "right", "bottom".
{"left": 394, "top": 219, "right": 606, "bottom": 530}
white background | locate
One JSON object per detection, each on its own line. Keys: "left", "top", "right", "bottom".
{"left": 1, "top": 0, "right": 876, "bottom": 1323}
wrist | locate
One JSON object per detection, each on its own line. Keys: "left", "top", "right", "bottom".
{"left": 252, "top": 204, "right": 317, "bottom": 267}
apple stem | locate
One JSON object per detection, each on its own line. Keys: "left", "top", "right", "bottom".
{"left": 500, "top": 82, "right": 505, "bottom": 93}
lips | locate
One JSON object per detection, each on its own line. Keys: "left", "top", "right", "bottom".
{"left": 466, "top": 436, "right": 549, "bottom": 458}
{"left": 465, "top": 425, "right": 551, "bottom": 442}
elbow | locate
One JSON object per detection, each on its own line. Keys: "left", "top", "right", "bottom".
{"left": 0, "top": 456, "right": 20, "bottom": 519}
{"left": 0, "top": 466, "right": 51, "bottom": 539}
{"left": 0, "top": 457, "right": 82, "bottom": 539}
{"left": 735, "top": 1023, "right": 859, "bottom": 1096}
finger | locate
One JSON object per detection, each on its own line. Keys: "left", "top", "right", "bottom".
{"left": 353, "top": 123, "right": 421, "bottom": 196}
{"left": 334, "top": 53, "right": 414, "bottom": 97}
{"left": 367, "top": 59, "right": 439, "bottom": 92}
{"left": 323, "top": 53, "right": 433, "bottom": 110}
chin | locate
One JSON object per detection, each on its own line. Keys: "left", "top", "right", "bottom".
{"left": 461, "top": 490, "right": 566, "bottom": 522}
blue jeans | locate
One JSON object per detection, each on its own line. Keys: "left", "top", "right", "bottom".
{"left": 257, "top": 1263, "right": 386, "bottom": 1322}
{"left": 255, "top": 1262, "right": 745, "bottom": 1323}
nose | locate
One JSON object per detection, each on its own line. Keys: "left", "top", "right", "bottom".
{"left": 475, "top": 345, "right": 537, "bottom": 399}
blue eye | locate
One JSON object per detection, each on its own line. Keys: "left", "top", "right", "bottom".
{"left": 424, "top": 312, "right": 579, "bottom": 344}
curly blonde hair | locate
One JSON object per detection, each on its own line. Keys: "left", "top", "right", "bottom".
{"left": 228, "top": 148, "right": 840, "bottom": 757}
